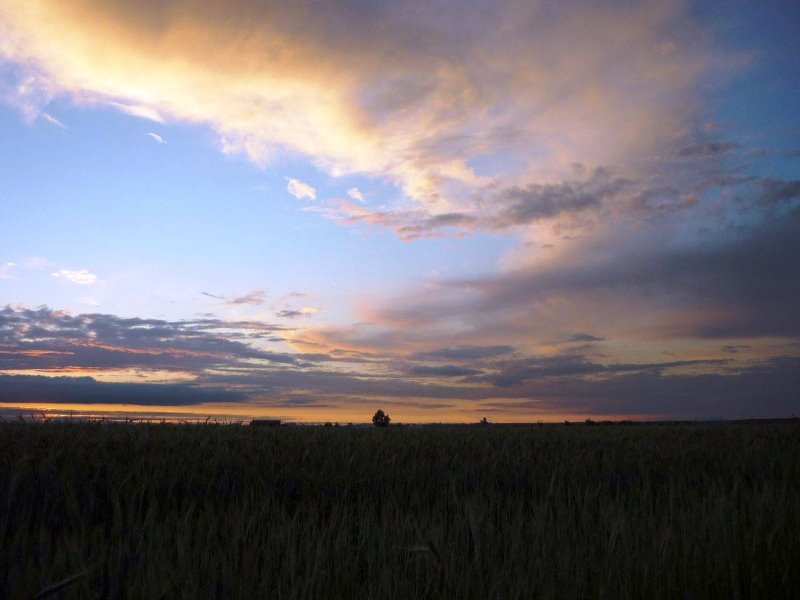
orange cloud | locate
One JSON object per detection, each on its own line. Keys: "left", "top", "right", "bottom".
{"left": 0, "top": 0, "right": 728, "bottom": 209}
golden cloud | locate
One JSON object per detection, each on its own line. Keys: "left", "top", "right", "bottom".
{"left": 0, "top": 0, "right": 724, "bottom": 209}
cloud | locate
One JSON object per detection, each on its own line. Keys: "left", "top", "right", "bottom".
{"left": 486, "top": 168, "right": 629, "bottom": 229}
{"left": 0, "top": 262, "right": 15, "bottom": 279}
{"left": 565, "top": 333, "right": 605, "bottom": 343}
{"left": 315, "top": 200, "right": 476, "bottom": 241}
{"left": 365, "top": 199, "right": 800, "bottom": 344}
{"left": 108, "top": 101, "right": 164, "bottom": 122}
{"left": 286, "top": 178, "right": 316, "bottom": 201}
{"left": 0, "top": 4, "right": 795, "bottom": 421}
{"left": 478, "top": 357, "right": 800, "bottom": 420}
{"left": 479, "top": 354, "right": 729, "bottom": 388}
{"left": 757, "top": 179, "right": 800, "bottom": 205}
{"left": 51, "top": 269, "right": 97, "bottom": 284}
{"left": 0, "top": 306, "right": 797, "bottom": 419}
{"left": 347, "top": 187, "right": 364, "bottom": 202}
{"left": 21, "top": 256, "right": 50, "bottom": 270}
{"left": 226, "top": 290, "right": 266, "bottom": 306}
{"left": 675, "top": 141, "right": 738, "bottom": 158}
{"left": 0, "top": 306, "right": 297, "bottom": 373}
{"left": 201, "top": 291, "right": 224, "bottom": 300}
{"left": 277, "top": 307, "right": 318, "bottom": 319}
{"left": 315, "top": 168, "right": 628, "bottom": 238}
{"left": 0, "top": 258, "right": 53, "bottom": 281}
{"left": 412, "top": 345, "right": 515, "bottom": 361}
{"left": 147, "top": 132, "right": 165, "bottom": 143}
{"left": 0, "top": 0, "right": 733, "bottom": 209}
{"left": 722, "top": 344, "right": 749, "bottom": 354}
{"left": 407, "top": 364, "right": 482, "bottom": 377}
{"left": 40, "top": 112, "right": 66, "bottom": 128}
{"left": 0, "top": 374, "right": 246, "bottom": 405}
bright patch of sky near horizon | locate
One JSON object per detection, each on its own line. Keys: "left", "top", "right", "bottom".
{"left": 0, "top": 0, "right": 798, "bottom": 422}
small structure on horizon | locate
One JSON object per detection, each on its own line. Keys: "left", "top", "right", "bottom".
{"left": 251, "top": 419, "right": 281, "bottom": 427}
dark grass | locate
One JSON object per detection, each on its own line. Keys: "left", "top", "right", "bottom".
{"left": 1, "top": 420, "right": 799, "bottom": 598}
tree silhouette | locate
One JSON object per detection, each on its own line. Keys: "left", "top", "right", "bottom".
{"left": 372, "top": 409, "right": 391, "bottom": 427}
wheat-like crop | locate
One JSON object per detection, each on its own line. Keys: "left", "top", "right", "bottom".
{"left": 1, "top": 420, "right": 798, "bottom": 598}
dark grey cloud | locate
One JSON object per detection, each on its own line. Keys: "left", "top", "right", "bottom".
{"left": 757, "top": 178, "right": 800, "bottom": 205}
{"left": 675, "top": 141, "right": 739, "bottom": 158}
{"left": 328, "top": 156, "right": 795, "bottom": 240}
{"left": 480, "top": 356, "right": 800, "bottom": 420}
{"left": 277, "top": 309, "right": 309, "bottom": 319}
{"left": 295, "top": 352, "right": 334, "bottom": 362}
{"left": 0, "top": 306, "right": 298, "bottom": 372}
{"left": 327, "top": 168, "right": 632, "bottom": 239}
{"left": 329, "top": 203, "right": 477, "bottom": 241}
{"left": 0, "top": 374, "right": 246, "bottom": 405}
{"left": 192, "top": 350, "right": 799, "bottom": 420}
{"left": 628, "top": 184, "right": 698, "bottom": 212}
{"left": 565, "top": 333, "right": 605, "bottom": 343}
{"left": 201, "top": 291, "right": 224, "bottom": 300}
{"left": 487, "top": 168, "right": 629, "bottom": 228}
{"left": 445, "top": 205, "right": 800, "bottom": 339}
{"left": 722, "top": 345, "right": 749, "bottom": 354}
{"left": 411, "top": 345, "right": 515, "bottom": 361}
{"left": 394, "top": 212, "right": 477, "bottom": 240}
{"left": 480, "top": 354, "right": 729, "bottom": 387}
{"left": 407, "top": 364, "right": 482, "bottom": 377}
{"left": 268, "top": 394, "right": 454, "bottom": 412}
{"left": 198, "top": 366, "right": 488, "bottom": 402}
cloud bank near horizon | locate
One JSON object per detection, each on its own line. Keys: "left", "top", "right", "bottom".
{"left": 1, "top": 305, "right": 797, "bottom": 421}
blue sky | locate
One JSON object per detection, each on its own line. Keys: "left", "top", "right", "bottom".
{"left": 0, "top": 0, "right": 798, "bottom": 422}
{"left": 1, "top": 100, "right": 515, "bottom": 321}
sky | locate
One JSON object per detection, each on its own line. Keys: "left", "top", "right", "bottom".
{"left": 0, "top": 0, "right": 798, "bottom": 423}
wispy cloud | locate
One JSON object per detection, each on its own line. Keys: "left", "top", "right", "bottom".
{"left": 226, "top": 290, "right": 266, "bottom": 306}
{"left": 564, "top": 333, "right": 605, "bottom": 343}
{"left": 407, "top": 364, "right": 482, "bottom": 377}
{"left": 108, "top": 101, "right": 163, "bottom": 123}
{"left": 675, "top": 141, "right": 739, "bottom": 158}
{"left": 277, "top": 307, "right": 318, "bottom": 319}
{"left": 40, "top": 112, "right": 66, "bottom": 128}
{"left": 146, "top": 132, "right": 165, "bottom": 144}
{"left": 51, "top": 269, "right": 97, "bottom": 285}
{"left": 313, "top": 200, "right": 476, "bottom": 241}
{"left": 21, "top": 256, "right": 50, "bottom": 270}
{"left": 411, "top": 345, "right": 515, "bottom": 361}
{"left": 200, "top": 290, "right": 267, "bottom": 305}
{"left": 0, "top": 262, "right": 16, "bottom": 279}
{"left": 287, "top": 178, "right": 316, "bottom": 201}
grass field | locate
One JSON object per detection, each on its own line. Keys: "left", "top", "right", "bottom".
{"left": 1, "top": 420, "right": 798, "bottom": 598}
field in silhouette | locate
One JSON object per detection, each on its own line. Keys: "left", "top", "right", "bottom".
{"left": 2, "top": 420, "right": 798, "bottom": 598}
